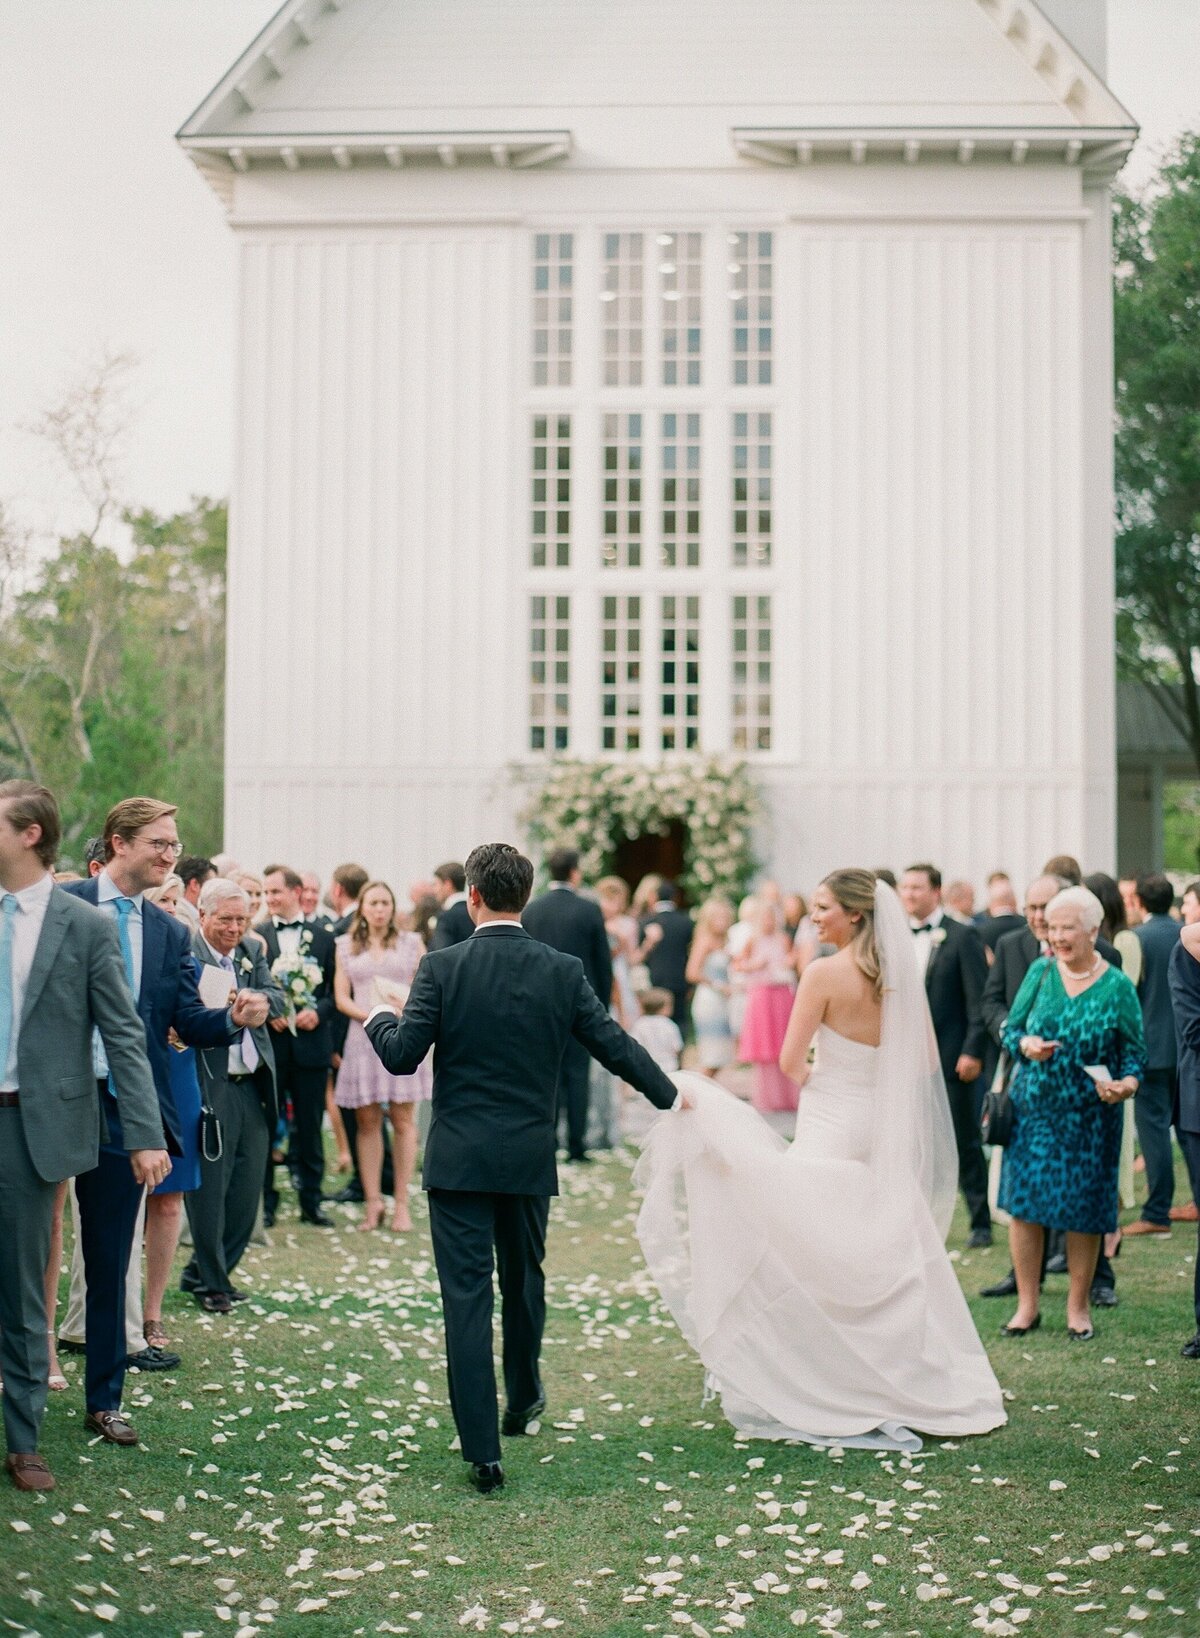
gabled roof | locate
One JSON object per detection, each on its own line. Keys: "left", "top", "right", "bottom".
{"left": 178, "top": 0, "right": 1136, "bottom": 200}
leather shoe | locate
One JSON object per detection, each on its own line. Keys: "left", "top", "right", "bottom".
{"left": 502, "top": 1396, "right": 546, "bottom": 1436}
{"left": 1045, "top": 1252, "right": 1069, "bottom": 1274}
{"left": 197, "top": 1291, "right": 233, "bottom": 1314}
{"left": 6, "top": 1453, "right": 55, "bottom": 1492}
{"left": 1180, "top": 1333, "right": 1200, "bottom": 1360}
{"left": 85, "top": 1411, "right": 138, "bottom": 1446}
{"left": 967, "top": 1227, "right": 993, "bottom": 1249}
{"left": 327, "top": 1183, "right": 363, "bottom": 1204}
{"left": 56, "top": 1337, "right": 87, "bottom": 1356}
{"left": 1067, "top": 1325, "right": 1095, "bottom": 1341}
{"left": 1090, "top": 1284, "right": 1118, "bottom": 1308}
{"left": 1123, "top": 1219, "right": 1171, "bottom": 1236}
{"left": 229, "top": 1287, "right": 250, "bottom": 1303}
{"left": 469, "top": 1461, "right": 504, "bottom": 1494}
{"left": 262, "top": 1210, "right": 276, "bottom": 1229}
{"left": 301, "top": 1210, "right": 335, "bottom": 1228}
{"left": 126, "top": 1345, "right": 181, "bottom": 1372}
{"left": 979, "top": 1273, "right": 1018, "bottom": 1298}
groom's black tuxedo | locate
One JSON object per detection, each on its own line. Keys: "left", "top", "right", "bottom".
{"left": 366, "top": 921, "right": 676, "bottom": 1464}
{"left": 919, "top": 914, "right": 991, "bottom": 1235}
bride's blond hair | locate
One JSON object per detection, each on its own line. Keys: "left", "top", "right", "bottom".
{"left": 822, "top": 868, "right": 883, "bottom": 999}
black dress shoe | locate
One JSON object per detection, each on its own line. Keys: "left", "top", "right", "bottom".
{"left": 1180, "top": 1333, "right": 1200, "bottom": 1359}
{"left": 229, "top": 1287, "right": 250, "bottom": 1303}
{"left": 1000, "top": 1314, "right": 1041, "bottom": 1337}
{"left": 1067, "top": 1325, "right": 1095, "bottom": 1341}
{"left": 1090, "top": 1284, "right": 1118, "bottom": 1308}
{"left": 501, "top": 1396, "right": 546, "bottom": 1436}
{"left": 469, "top": 1461, "right": 504, "bottom": 1494}
{"left": 196, "top": 1291, "right": 232, "bottom": 1314}
{"left": 125, "top": 1345, "right": 181, "bottom": 1371}
{"left": 327, "top": 1183, "right": 363, "bottom": 1204}
{"left": 56, "top": 1337, "right": 87, "bottom": 1356}
{"left": 979, "top": 1272, "right": 1018, "bottom": 1298}
{"left": 967, "top": 1228, "right": 993, "bottom": 1250}
{"left": 1045, "top": 1252, "right": 1069, "bottom": 1275}
{"left": 262, "top": 1210, "right": 276, "bottom": 1229}
{"left": 301, "top": 1210, "right": 335, "bottom": 1228}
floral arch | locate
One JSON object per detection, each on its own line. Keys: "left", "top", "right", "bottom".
{"left": 519, "top": 756, "right": 759, "bottom": 904}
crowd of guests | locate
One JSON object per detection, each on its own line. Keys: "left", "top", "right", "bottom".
{"left": 1, "top": 771, "right": 1197, "bottom": 1496}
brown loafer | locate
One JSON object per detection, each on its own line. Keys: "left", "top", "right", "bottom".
{"left": 6, "top": 1452, "right": 55, "bottom": 1492}
{"left": 85, "top": 1410, "right": 139, "bottom": 1446}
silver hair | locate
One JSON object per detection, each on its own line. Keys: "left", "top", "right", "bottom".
{"left": 1046, "top": 885, "right": 1104, "bottom": 934}
{"left": 145, "top": 873, "right": 184, "bottom": 905}
{"left": 199, "top": 876, "right": 251, "bottom": 916}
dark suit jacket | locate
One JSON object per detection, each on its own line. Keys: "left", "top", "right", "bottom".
{"left": 365, "top": 925, "right": 677, "bottom": 1196}
{"left": 62, "top": 877, "right": 235, "bottom": 1151}
{"left": 429, "top": 897, "right": 473, "bottom": 952}
{"left": 17, "top": 887, "right": 162, "bottom": 1182}
{"left": 922, "top": 915, "right": 988, "bottom": 1076}
{"left": 641, "top": 906, "right": 694, "bottom": 996}
{"left": 982, "top": 924, "right": 1124, "bottom": 1043}
{"left": 979, "top": 912, "right": 1026, "bottom": 953}
{"left": 1168, "top": 939, "right": 1200, "bottom": 1134}
{"left": 522, "top": 885, "right": 613, "bottom": 1007}
{"left": 253, "top": 919, "right": 337, "bottom": 1069}
{"left": 191, "top": 933, "right": 289, "bottom": 1128}
{"left": 1136, "top": 914, "right": 1181, "bottom": 1069}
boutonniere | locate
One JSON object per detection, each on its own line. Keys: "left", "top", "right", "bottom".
{"left": 930, "top": 928, "right": 948, "bottom": 948}
{"left": 239, "top": 956, "right": 253, "bottom": 975}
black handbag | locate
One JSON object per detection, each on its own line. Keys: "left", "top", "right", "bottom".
{"left": 981, "top": 962, "right": 1051, "bottom": 1148}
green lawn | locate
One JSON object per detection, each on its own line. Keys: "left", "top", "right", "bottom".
{"left": 2, "top": 1150, "right": 1197, "bottom": 1638}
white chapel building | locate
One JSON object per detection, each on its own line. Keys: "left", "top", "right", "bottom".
{"left": 180, "top": 0, "right": 1137, "bottom": 892}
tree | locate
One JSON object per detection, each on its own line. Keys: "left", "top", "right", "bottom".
{"left": 1113, "top": 133, "right": 1200, "bottom": 780}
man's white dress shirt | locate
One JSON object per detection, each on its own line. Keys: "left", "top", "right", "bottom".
{"left": 909, "top": 904, "right": 945, "bottom": 981}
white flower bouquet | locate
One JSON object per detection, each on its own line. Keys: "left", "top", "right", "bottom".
{"left": 271, "top": 948, "right": 323, "bottom": 1034}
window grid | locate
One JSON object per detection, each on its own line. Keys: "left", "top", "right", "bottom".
{"left": 601, "top": 232, "right": 644, "bottom": 387}
{"left": 732, "top": 411, "right": 772, "bottom": 567}
{"left": 661, "top": 412, "right": 701, "bottom": 568}
{"left": 730, "top": 230, "right": 773, "bottom": 386}
{"left": 731, "top": 594, "right": 772, "bottom": 752}
{"left": 529, "top": 596, "right": 570, "bottom": 752}
{"left": 531, "top": 415, "right": 571, "bottom": 568}
{"left": 532, "top": 233, "right": 573, "bottom": 387}
{"left": 601, "top": 595, "right": 642, "bottom": 752}
{"left": 659, "top": 231, "right": 702, "bottom": 386}
{"left": 660, "top": 595, "right": 701, "bottom": 752}
{"left": 602, "top": 413, "right": 643, "bottom": 569}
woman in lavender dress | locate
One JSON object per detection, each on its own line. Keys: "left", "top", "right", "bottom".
{"left": 334, "top": 882, "right": 431, "bottom": 1231}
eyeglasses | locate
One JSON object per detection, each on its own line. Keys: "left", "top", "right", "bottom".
{"left": 142, "top": 838, "right": 184, "bottom": 858}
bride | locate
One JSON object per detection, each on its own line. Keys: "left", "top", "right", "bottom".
{"left": 635, "top": 869, "right": 1006, "bottom": 1451}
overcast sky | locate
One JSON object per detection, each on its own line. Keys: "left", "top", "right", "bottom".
{"left": 1, "top": 0, "right": 1197, "bottom": 539}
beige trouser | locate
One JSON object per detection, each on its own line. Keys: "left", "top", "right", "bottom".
{"left": 59, "top": 1185, "right": 146, "bottom": 1355}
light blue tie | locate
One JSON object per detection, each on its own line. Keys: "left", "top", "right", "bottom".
{"left": 114, "top": 897, "right": 136, "bottom": 992}
{"left": 0, "top": 893, "right": 19, "bottom": 1082}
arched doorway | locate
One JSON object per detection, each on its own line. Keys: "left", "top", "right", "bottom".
{"left": 612, "top": 820, "right": 688, "bottom": 901}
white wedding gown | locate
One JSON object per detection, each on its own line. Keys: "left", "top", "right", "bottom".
{"left": 635, "top": 1023, "right": 1007, "bottom": 1452}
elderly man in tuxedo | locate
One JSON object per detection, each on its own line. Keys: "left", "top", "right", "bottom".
{"left": 899, "top": 863, "right": 991, "bottom": 1247}
{"left": 366, "top": 842, "right": 678, "bottom": 1494}
{"left": 182, "top": 880, "right": 288, "bottom": 1312}
{"left": 1168, "top": 921, "right": 1200, "bottom": 1358}
{"left": 0, "top": 782, "right": 165, "bottom": 1493}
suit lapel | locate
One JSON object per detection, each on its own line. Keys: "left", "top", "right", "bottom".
{"left": 21, "top": 890, "right": 70, "bottom": 1025}
{"left": 139, "top": 900, "right": 166, "bottom": 1020}
{"left": 924, "top": 921, "right": 949, "bottom": 988}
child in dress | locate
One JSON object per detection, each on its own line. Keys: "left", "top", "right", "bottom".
{"left": 633, "top": 988, "right": 684, "bottom": 1074}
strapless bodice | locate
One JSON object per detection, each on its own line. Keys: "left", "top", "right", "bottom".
{"left": 811, "top": 1022, "right": 880, "bottom": 1080}
{"left": 795, "top": 1025, "right": 879, "bottom": 1162}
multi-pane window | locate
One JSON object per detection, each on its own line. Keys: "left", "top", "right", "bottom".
{"left": 532, "top": 233, "right": 573, "bottom": 387}
{"left": 730, "top": 230, "right": 772, "bottom": 386}
{"left": 602, "top": 413, "right": 643, "bottom": 568}
{"left": 732, "top": 412, "right": 772, "bottom": 566}
{"left": 660, "top": 595, "right": 701, "bottom": 752}
{"left": 659, "top": 231, "right": 702, "bottom": 386}
{"left": 661, "top": 413, "right": 701, "bottom": 568}
{"left": 529, "top": 595, "right": 570, "bottom": 752}
{"left": 601, "top": 232, "right": 644, "bottom": 386}
{"left": 531, "top": 415, "right": 571, "bottom": 568}
{"left": 731, "top": 595, "right": 772, "bottom": 752}
{"left": 601, "top": 595, "right": 642, "bottom": 751}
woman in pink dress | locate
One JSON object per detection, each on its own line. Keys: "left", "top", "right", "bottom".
{"left": 334, "top": 881, "right": 431, "bottom": 1231}
{"left": 734, "top": 900, "right": 800, "bottom": 1112}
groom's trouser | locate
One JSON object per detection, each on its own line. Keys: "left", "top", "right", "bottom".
{"left": 946, "top": 1072, "right": 991, "bottom": 1233}
{"left": 427, "top": 1189, "right": 549, "bottom": 1465}
{"left": 557, "top": 1041, "right": 591, "bottom": 1160}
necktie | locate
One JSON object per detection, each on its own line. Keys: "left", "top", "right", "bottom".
{"left": 220, "top": 953, "right": 259, "bottom": 1072}
{"left": 114, "top": 897, "right": 136, "bottom": 991}
{"left": 0, "top": 894, "right": 20, "bottom": 1081}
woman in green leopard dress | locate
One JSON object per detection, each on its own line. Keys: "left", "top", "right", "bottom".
{"left": 1000, "top": 886, "right": 1145, "bottom": 1343}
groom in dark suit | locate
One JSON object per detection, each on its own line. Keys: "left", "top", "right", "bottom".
{"left": 900, "top": 864, "right": 991, "bottom": 1246}
{"left": 365, "top": 842, "right": 678, "bottom": 1492}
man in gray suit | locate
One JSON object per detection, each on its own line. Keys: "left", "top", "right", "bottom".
{"left": 0, "top": 781, "right": 166, "bottom": 1493}
{"left": 182, "top": 880, "right": 288, "bottom": 1312}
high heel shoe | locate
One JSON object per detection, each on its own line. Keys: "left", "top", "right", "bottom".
{"left": 358, "top": 1199, "right": 385, "bottom": 1232}
{"left": 1000, "top": 1313, "right": 1041, "bottom": 1337}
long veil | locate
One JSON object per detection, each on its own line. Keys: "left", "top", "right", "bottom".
{"left": 869, "top": 879, "right": 959, "bottom": 1239}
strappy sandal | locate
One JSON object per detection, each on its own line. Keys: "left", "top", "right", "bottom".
{"left": 143, "top": 1319, "right": 170, "bottom": 1349}
{"left": 47, "top": 1331, "right": 67, "bottom": 1392}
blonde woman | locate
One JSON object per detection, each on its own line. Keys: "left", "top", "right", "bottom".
{"left": 686, "top": 898, "right": 735, "bottom": 1076}
{"left": 636, "top": 870, "right": 1006, "bottom": 1450}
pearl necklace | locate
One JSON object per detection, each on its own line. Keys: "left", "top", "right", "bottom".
{"left": 1058, "top": 954, "right": 1102, "bottom": 982}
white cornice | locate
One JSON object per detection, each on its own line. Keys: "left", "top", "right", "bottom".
{"left": 732, "top": 126, "right": 1136, "bottom": 180}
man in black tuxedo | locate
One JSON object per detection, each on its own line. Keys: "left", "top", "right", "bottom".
{"left": 899, "top": 863, "right": 991, "bottom": 1247}
{"left": 640, "top": 880, "right": 694, "bottom": 1034}
{"left": 522, "top": 847, "right": 613, "bottom": 1163}
{"left": 257, "top": 865, "right": 337, "bottom": 1227}
{"left": 429, "top": 862, "right": 473, "bottom": 951}
{"left": 1167, "top": 921, "right": 1200, "bottom": 1357}
{"left": 365, "top": 842, "right": 678, "bottom": 1493}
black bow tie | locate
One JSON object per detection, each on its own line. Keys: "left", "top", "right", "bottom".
{"left": 912, "top": 923, "right": 934, "bottom": 934}
{"left": 277, "top": 920, "right": 303, "bottom": 930}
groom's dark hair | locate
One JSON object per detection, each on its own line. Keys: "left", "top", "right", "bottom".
{"left": 465, "top": 842, "right": 534, "bottom": 913}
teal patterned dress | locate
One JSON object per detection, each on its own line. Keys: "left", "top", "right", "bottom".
{"left": 1000, "top": 959, "right": 1146, "bottom": 1233}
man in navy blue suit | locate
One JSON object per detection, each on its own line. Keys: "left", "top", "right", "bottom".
{"left": 1168, "top": 919, "right": 1200, "bottom": 1359}
{"left": 61, "top": 797, "right": 269, "bottom": 1445}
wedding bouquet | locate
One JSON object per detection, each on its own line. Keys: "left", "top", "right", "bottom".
{"left": 271, "top": 946, "right": 323, "bottom": 1034}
